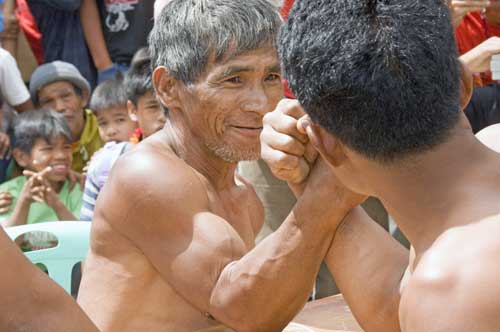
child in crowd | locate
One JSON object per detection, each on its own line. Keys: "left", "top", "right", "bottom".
{"left": 91, "top": 74, "right": 137, "bottom": 144}
{"left": 126, "top": 49, "right": 166, "bottom": 141}
{"left": 0, "top": 109, "right": 82, "bottom": 227}
{"left": 80, "top": 53, "right": 166, "bottom": 221}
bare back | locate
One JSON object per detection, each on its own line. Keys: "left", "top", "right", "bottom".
{"left": 77, "top": 131, "right": 264, "bottom": 332}
{"left": 400, "top": 214, "right": 500, "bottom": 332}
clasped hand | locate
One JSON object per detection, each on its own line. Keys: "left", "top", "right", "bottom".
{"left": 21, "top": 167, "right": 60, "bottom": 208}
{"left": 260, "top": 99, "right": 366, "bottom": 214}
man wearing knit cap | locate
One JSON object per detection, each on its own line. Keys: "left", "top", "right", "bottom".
{"left": 29, "top": 61, "right": 104, "bottom": 173}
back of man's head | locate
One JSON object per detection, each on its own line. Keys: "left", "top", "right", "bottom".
{"left": 149, "top": 0, "right": 282, "bottom": 84}
{"left": 280, "top": 0, "right": 461, "bottom": 162}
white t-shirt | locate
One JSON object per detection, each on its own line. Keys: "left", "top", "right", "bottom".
{"left": 0, "top": 48, "right": 30, "bottom": 106}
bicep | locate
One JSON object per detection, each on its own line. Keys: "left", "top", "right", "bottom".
{"left": 101, "top": 164, "right": 248, "bottom": 312}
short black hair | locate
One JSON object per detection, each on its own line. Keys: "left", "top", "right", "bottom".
{"left": 125, "top": 53, "right": 154, "bottom": 105}
{"left": 11, "top": 109, "right": 72, "bottom": 154}
{"left": 279, "top": 0, "right": 461, "bottom": 162}
{"left": 89, "top": 73, "right": 127, "bottom": 114}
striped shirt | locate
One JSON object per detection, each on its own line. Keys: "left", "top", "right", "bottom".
{"left": 80, "top": 141, "right": 130, "bottom": 221}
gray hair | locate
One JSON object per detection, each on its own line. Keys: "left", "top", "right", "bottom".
{"left": 149, "top": 0, "right": 282, "bottom": 84}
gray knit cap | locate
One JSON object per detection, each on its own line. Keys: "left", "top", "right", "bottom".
{"left": 29, "top": 61, "right": 90, "bottom": 104}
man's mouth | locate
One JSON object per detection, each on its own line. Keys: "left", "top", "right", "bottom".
{"left": 231, "top": 125, "right": 263, "bottom": 130}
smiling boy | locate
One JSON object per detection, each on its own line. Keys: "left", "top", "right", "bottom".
{"left": 0, "top": 109, "right": 82, "bottom": 227}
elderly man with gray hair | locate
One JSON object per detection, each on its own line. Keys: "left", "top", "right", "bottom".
{"left": 77, "top": 1, "right": 359, "bottom": 332}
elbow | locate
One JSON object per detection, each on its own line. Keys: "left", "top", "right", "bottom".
{"left": 209, "top": 278, "right": 286, "bottom": 332}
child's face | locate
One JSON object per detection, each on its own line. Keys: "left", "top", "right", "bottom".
{"left": 26, "top": 137, "right": 73, "bottom": 182}
{"left": 97, "top": 106, "right": 138, "bottom": 143}
{"left": 130, "top": 91, "right": 166, "bottom": 138}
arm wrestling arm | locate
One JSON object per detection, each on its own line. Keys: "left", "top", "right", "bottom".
{"left": 325, "top": 207, "right": 409, "bottom": 332}
{"left": 102, "top": 154, "right": 349, "bottom": 332}
{"left": 0, "top": 227, "right": 98, "bottom": 331}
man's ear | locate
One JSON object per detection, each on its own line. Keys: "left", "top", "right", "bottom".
{"left": 12, "top": 148, "right": 30, "bottom": 169}
{"left": 459, "top": 59, "right": 473, "bottom": 111}
{"left": 127, "top": 100, "right": 138, "bottom": 122}
{"left": 153, "top": 66, "right": 182, "bottom": 111}
{"left": 303, "top": 120, "right": 347, "bottom": 168}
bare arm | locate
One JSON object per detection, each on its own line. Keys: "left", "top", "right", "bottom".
{"left": 1, "top": 180, "right": 32, "bottom": 227}
{"left": 0, "top": 226, "right": 99, "bottom": 331}
{"left": 80, "top": 0, "right": 113, "bottom": 71}
{"left": 326, "top": 207, "right": 408, "bottom": 332}
{"left": 260, "top": 99, "right": 408, "bottom": 332}
{"left": 13, "top": 99, "right": 34, "bottom": 113}
{"left": 99, "top": 151, "right": 357, "bottom": 332}
{"left": 2, "top": 168, "right": 54, "bottom": 227}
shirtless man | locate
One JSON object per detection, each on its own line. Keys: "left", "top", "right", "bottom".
{"left": 261, "top": 0, "right": 500, "bottom": 331}
{"left": 77, "top": 1, "right": 361, "bottom": 332}
{"left": 0, "top": 226, "right": 99, "bottom": 331}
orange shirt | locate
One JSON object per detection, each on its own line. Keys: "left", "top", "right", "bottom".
{"left": 455, "top": 12, "right": 500, "bottom": 87}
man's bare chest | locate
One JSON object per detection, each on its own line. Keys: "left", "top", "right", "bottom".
{"left": 206, "top": 187, "right": 257, "bottom": 248}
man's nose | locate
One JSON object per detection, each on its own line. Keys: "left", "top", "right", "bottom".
{"left": 53, "top": 99, "right": 66, "bottom": 113}
{"left": 242, "top": 83, "right": 268, "bottom": 115}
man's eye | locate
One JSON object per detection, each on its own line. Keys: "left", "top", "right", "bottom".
{"left": 225, "top": 76, "right": 242, "bottom": 84}
{"left": 265, "top": 74, "right": 281, "bottom": 81}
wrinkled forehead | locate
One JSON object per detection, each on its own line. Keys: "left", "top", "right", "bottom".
{"left": 203, "top": 45, "right": 281, "bottom": 78}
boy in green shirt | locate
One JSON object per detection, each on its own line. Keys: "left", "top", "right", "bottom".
{"left": 0, "top": 109, "right": 82, "bottom": 227}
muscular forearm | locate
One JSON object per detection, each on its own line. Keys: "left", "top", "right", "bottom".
{"left": 325, "top": 207, "right": 408, "bottom": 332}
{"left": 0, "top": 228, "right": 98, "bottom": 332}
{"left": 14, "top": 99, "right": 34, "bottom": 113}
{"left": 80, "top": 0, "right": 112, "bottom": 70}
{"left": 2, "top": 196, "right": 30, "bottom": 227}
{"left": 209, "top": 197, "right": 349, "bottom": 332}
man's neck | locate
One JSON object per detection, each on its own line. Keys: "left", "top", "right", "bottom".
{"left": 364, "top": 127, "right": 500, "bottom": 255}
{"left": 163, "top": 118, "right": 238, "bottom": 191}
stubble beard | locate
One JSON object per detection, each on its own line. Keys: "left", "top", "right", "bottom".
{"left": 204, "top": 140, "right": 260, "bottom": 163}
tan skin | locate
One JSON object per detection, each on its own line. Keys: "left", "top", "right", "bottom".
{"left": 1, "top": 136, "right": 77, "bottom": 227}
{"left": 0, "top": 225, "right": 99, "bottom": 332}
{"left": 37, "top": 81, "right": 89, "bottom": 143}
{"left": 77, "top": 46, "right": 360, "bottom": 332}
{"left": 261, "top": 69, "right": 500, "bottom": 331}
{"left": 127, "top": 91, "right": 166, "bottom": 138}
{"left": 96, "top": 106, "right": 138, "bottom": 143}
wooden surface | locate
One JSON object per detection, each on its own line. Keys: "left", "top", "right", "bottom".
{"left": 196, "top": 295, "right": 362, "bottom": 332}
{"left": 291, "top": 295, "right": 362, "bottom": 332}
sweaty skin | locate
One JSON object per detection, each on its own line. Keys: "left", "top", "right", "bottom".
{"left": 261, "top": 99, "right": 500, "bottom": 332}
{"left": 77, "top": 48, "right": 361, "bottom": 332}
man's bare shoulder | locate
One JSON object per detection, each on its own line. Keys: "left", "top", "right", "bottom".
{"left": 400, "top": 216, "right": 500, "bottom": 331}
{"left": 98, "top": 139, "right": 210, "bottom": 228}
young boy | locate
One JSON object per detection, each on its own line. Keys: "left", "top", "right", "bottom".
{"left": 80, "top": 54, "right": 165, "bottom": 221}
{"left": 0, "top": 109, "right": 82, "bottom": 227}
{"left": 90, "top": 74, "right": 137, "bottom": 144}
{"left": 126, "top": 49, "right": 166, "bottom": 141}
